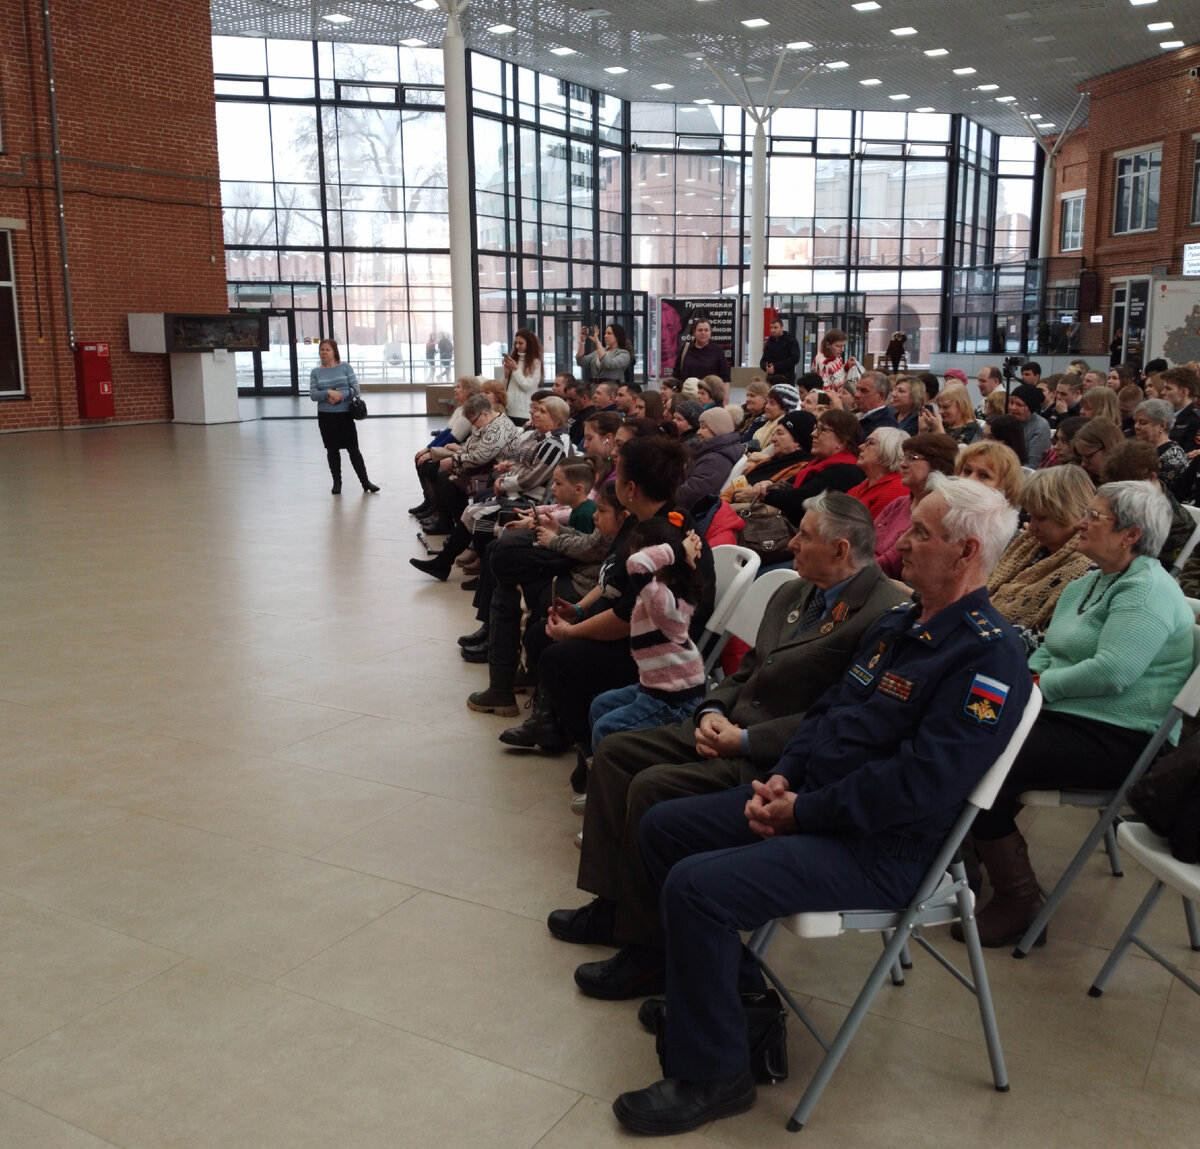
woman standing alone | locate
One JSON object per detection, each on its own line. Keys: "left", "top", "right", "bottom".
{"left": 309, "top": 338, "right": 379, "bottom": 495}
{"left": 502, "top": 328, "right": 544, "bottom": 426}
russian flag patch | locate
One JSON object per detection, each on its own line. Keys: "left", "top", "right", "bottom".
{"left": 963, "top": 673, "right": 1009, "bottom": 727}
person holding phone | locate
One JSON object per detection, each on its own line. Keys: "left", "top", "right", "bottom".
{"left": 577, "top": 323, "right": 633, "bottom": 384}
{"left": 501, "top": 328, "right": 543, "bottom": 426}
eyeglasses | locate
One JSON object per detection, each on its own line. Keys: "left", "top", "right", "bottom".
{"left": 902, "top": 453, "right": 927, "bottom": 464}
{"left": 1081, "top": 508, "right": 1115, "bottom": 522}
{"left": 863, "top": 438, "right": 879, "bottom": 447}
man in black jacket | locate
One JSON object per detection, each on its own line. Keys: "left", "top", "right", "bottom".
{"left": 759, "top": 318, "right": 800, "bottom": 383}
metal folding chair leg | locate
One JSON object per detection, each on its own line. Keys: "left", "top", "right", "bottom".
{"left": 1102, "top": 819, "right": 1123, "bottom": 877}
{"left": 1089, "top": 880, "right": 1166, "bottom": 996}
{"left": 1185, "top": 898, "right": 1200, "bottom": 952}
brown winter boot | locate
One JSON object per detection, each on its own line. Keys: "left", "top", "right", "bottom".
{"left": 969, "top": 831, "right": 1045, "bottom": 948}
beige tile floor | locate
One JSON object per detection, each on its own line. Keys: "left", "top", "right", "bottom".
{"left": 0, "top": 414, "right": 1198, "bottom": 1147}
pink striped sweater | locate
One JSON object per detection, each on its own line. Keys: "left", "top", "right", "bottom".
{"left": 627, "top": 544, "right": 707, "bottom": 702}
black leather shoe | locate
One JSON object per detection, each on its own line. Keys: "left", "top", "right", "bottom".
{"left": 408, "top": 501, "right": 431, "bottom": 516}
{"left": 459, "top": 644, "right": 488, "bottom": 663}
{"left": 331, "top": 481, "right": 342, "bottom": 495}
{"left": 362, "top": 482, "right": 380, "bottom": 493}
{"left": 547, "top": 896, "right": 616, "bottom": 945}
{"left": 637, "top": 997, "right": 666, "bottom": 1034}
{"left": 458, "top": 625, "right": 489, "bottom": 648}
{"left": 613, "top": 1070, "right": 756, "bottom": 1135}
{"left": 461, "top": 577, "right": 480, "bottom": 591}
{"left": 574, "top": 944, "right": 665, "bottom": 1000}
{"left": 409, "top": 555, "right": 451, "bottom": 581}
{"left": 419, "top": 518, "right": 452, "bottom": 535}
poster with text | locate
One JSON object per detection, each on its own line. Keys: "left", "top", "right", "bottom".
{"left": 659, "top": 297, "right": 737, "bottom": 378}
{"left": 1148, "top": 279, "right": 1200, "bottom": 367}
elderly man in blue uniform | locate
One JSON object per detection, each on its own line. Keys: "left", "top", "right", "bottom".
{"left": 610, "top": 476, "right": 1032, "bottom": 1136}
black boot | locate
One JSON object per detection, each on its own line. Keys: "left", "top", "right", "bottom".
{"left": 467, "top": 665, "right": 519, "bottom": 716}
{"left": 499, "top": 689, "right": 568, "bottom": 751}
{"left": 458, "top": 625, "right": 489, "bottom": 648}
{"left": 409, "top": 552, "right": 454, "bottom": 581}
{"left": 327, "top": 450, "right": 342, "bottom": 495}
{"left": 349, "top": 450, "right": 379, "bottom": 492}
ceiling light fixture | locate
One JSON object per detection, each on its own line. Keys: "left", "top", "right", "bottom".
{"left": 786, "top": 40, "right": 813, "bottom": 49}
{"left": 694, "top": 97, "right": 713, "bottom": 104}
{"left": 924, "top": 48, "right": 949, "bottom": 57}
{"left": 399, "top": 38, "right": 425, "bottom": 47}
{"left": 413, "top": 0, "right": 439, "bottom": 8}
{"left": 1129, "top": 0, "right": 1157, "bottom": 6}
{"left": 1147, "top": 21, "right": 1174, "bottom": 30}
{"left": 1028, "top": 113, "right": 1042, "bottom": 119}
{"left": 652, "top": 82, "right": 674, "bottom": 89}
{"left": 742, "top": 18, "right": 770, "bottom": 28}
{"left": 488, "top": 23, "right": 516, "bottom": 34}
{"left": 953, "top": 67, "right": 977, "bottom": 74}
{"left": 860, "top": 78, "right": 882, "bottom": 85}
{"left": 321, "top": 12, "right": 352, "bottom": 23}
{"left": 824, "top": 60, "right": 850, "bottom": 69}
{"left": 890, "top": 94, "right": 910, "bottom": 101}
{"left": 1160, "top": 40, "right": 1185, "bottom": 48}
{"left": 604, "top": 66, "right": 628, "bottom": 73}
{"left": 852, "top": 1, "right": 881, "bottom": 9}
{"left": 995, "top": 95, "right": 1017, "bottom": 102}
{"left": 890, "top": 27, "right": 918, "bottom": 36}
{"left": 915, "top": 106, "right": 935, "bottom": 112}
{"left": 976, "top": 83, "right": 999, "bottom": 90}
{"left": 550, "top": 46, "right": 577, "bottom": 55}
{"left": 1033, "top": 35, "right": 1056, "bottom": 42}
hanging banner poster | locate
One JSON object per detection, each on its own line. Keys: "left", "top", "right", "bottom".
{"left": 659, "top": 297, "right": 738, "bottom": 378}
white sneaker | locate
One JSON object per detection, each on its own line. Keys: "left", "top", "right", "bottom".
{"left": 570, "top": 793, "right": 587, "bottom": 816}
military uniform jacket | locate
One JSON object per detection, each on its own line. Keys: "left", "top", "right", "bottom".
{"left": 776, "top": 587, "right": 1032, "bottom": 862}
{"left": 703, "top": 563, "right": 908, "bottom": 769}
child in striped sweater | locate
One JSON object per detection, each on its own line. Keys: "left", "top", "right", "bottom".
{"left": 588, "top": 512, "right": 710, "bottom": 753}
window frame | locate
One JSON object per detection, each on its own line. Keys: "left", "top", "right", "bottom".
{"left": 1112, "top": 144, "right": 1162, "bottom": 236}
{"left": 1190, "top": 137, "right": 1200, "bottom": 227}
{"left": 1060, "top": 192, "right": 1085, "bottom": 252}
{"left": 0, "top": 230, "right": 26, "bottom": 397}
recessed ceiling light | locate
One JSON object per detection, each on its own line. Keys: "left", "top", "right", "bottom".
{"left": 742, "top": 18, "right": 769, "bottom": 28}
{"left": 824, "top": 60, "right": 850, "bottom": 69}
{"left": 1033, "top": 35, "right": 1056, "bottom": 42}
{"left": 399, "top": 38, "right": 425, "bottom": 47}
{"left": 995, "top": 95, "right": 1017, "bottom": 102}
{"left": 1028, "top": 113, "right": 1042, "bottom": 119}
{"left": 890, "top": 27, "right": 918, "bottom": 36}
{"left": 860, "top": 78, "right": 882, "bottom": 85}
{"left": 976, "top": 83, "right": 999, "bottom": 90}
{"left": 852, "top": 1, "right": 881, "bottom": 9}
{"left": 604, "top": 66, "right": 628, "bottom": 73}
{"left": 321, "top": 12, "right": 352, "bottom": 23}
{"left": 889, "top": 93, "right": 910, "bottom": 100}
{"left": 1161, "top": 40, "right": 1185, "bottom": 48}
{"left": 915, "top": 106, "right": 935, "bottom": 112}
{"left": 488, "top": 23, "right": 516, "bottom": 34}
{"left": 550, "top": 46, "right": 576, "bottom": 55}
{"left": 953, "top": 67, "right": 977, "bottom": 75}
{"left": 745, "top": 75, "right": 766, "bottom": 82}
{"left": 1129, "top": 0, "right": 1157, "bottom": 6}
{"left": 924, "top": 48, "right": 949, "bottom": 57}
{"left": 1147, "top": 21, "right": 1174, "bottom": 30}
{"left": 1006, "top": 10, "right": 1032, "bottom": 19}
{"left": 651, "top": 82, "right": 674, "bottom": 89}
{"left": 413, "top": 0, "right": 439, "bottom": 8}
{"left": 694, "top": 97, "right": 713, "bottom": 104}
{"left": 787, "top": 40, "right": 813, "bottom": 49}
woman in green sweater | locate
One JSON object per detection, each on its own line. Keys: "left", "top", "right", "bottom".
{"left": 968, "top": 480, "right": 1194, "bottom": 947}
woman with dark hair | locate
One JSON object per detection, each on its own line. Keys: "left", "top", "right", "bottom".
{"left": 985, "top": 413, "right": 1028, "bottom": 465}
{"left": 633, "top": 390, "right": 664, "bottom": 422}
{"left": 577, "top": 323, "right": 632, "bottom": 384}
{"left": 581, "top": 410, "right": 623, "bottom": 488}
{"left": 673, "top": 318, "right": 729, "bottom": 383}
{"left": 502, "top": 327, "right": 543, "bottom": 426}
{"left": 761, "top": 408, "right": 865, "bottom": 522}
{"left": 500, "top": 435, "right": 715, "bottom": 770}
{"left": 872, "top": 432, "right": 959, "bottom": 577}
{"left": 811, "top": 328, "right": 861, "bottom": 390}
{"left": 309, "top": 337, "right": 379, "bottom": 494}
{"left": 1072, "top": 417, "right": 1125, "bottom": 483}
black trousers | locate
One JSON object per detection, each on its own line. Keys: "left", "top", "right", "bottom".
{"left": 317, "top": 412, "right": 369, "bottom": 485}
{"left": 972, "top": 710, "right": 1148, "bottom": 840}
{"left": 539, "top": 635, "right": 638, "bottom": 748}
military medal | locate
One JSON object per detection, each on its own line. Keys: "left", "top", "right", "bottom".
{"left": 820, "top": 621, "right": 834, "bottom": 634}
{"left": 786, "top": 609, "right": 800, "bottom": 625}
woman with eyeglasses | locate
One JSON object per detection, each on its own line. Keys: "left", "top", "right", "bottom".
{"left": 961, "top": 481, "right": 1193, "bottom": 949}
{"left": 760, "top": 409, "right": 864, "bottom": 523}
{"left": 846, "top": 426, "right": 909, "bottom": 518}
{"left": 1132, "top": 398, "right": 1189, "bottom": 496}
{"left": 871, "top": 432, "right": 959, "bottom": 578}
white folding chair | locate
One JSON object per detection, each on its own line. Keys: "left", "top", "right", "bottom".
{"left": 702, "top": 567, "right": 799, "bottom": 677}
{"left": 1013, "top": 624, "right": 1200, "bottom": 957}
{"left": 696, "top": 546, "right": 760, "bottom": 668}
{"left": 1171, "top": 505, "right": 1200, "bottom": 577}
{"left": 1088, "top": 821, "right": 1200, "bottom": 999}
{"left": 746, "top": 688, "right": 1043, "bottom": 1131}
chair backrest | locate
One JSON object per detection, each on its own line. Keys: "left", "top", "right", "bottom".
{"left": 724, "top": 568, "right": 801, "bottom": 647}
{"left": 1172, "top": 623, "right": 1200, "bottom": 719}
{"left": 1171, "top": 505, "right": 1200, "bottom": 576}
{"left": 970, "top": 687, "right": 1044, "bottom": 811}
{"left": 702, "top": 545, "right": 761, "bottom": 642}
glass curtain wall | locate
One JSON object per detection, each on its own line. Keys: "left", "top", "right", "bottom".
{"left": 213, "top": 38, "right": 1033, "bottom": 376}
{"left": 213, "top": 36, "right": 449, "bottom": 383}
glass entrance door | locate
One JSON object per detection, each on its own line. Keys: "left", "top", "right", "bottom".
{"left": 234, "top": 309, "right": 298, "bottom": 395}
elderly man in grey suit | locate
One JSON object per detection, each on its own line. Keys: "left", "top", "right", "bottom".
{"left": 548, "top": 491, "right": 909, "bottom": 999}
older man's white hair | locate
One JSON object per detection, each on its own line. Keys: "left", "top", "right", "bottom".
{"left": 925, "top": 473, "right": 1018, "bottom": 573}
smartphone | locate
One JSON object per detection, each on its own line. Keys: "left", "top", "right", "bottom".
{"left": 550, "top": 576, "right": 558, "bottom": 604}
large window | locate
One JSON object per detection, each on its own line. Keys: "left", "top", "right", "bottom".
{"left": 0, "top": 231, "right": 23, "bottom": 395}
{"left": 1060, "top": 194, "right": 1084, "bottom": 252}
{"left": 1191, "top": 139, "right": 1200, "bottom": 226}
{"left": 1113, "top": 146, "right": 1161, "bottom": 235}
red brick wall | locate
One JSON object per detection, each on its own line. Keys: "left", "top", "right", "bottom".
{"left": 1050, "top": 45, "right": 1200, "bottom": 318}
{"left": 0, "top": 0, "right": 227, "bottom": 431}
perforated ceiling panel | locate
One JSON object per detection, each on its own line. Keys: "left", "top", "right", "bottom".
{"left": 209, "top": 0, "right": 1199, "bottom": 134}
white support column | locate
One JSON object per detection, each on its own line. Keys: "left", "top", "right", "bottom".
{"left": 748, "top": 118, "right": 767, "bottom": 370}
{"left": 1038, "top": 153, "right": 1057, "bottom": 260}
{"left": 442, "top": 4, "right": 475, "bottom": 378}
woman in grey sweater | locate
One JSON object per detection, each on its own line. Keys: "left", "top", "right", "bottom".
{"left": 309, "top": 339, "right": 378, "bottom": 494}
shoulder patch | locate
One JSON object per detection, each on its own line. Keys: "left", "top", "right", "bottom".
{"left": 964, "top": 609, "right": 1004, "bottom": 641}
{"left": 962, "top": 673, "right": 1010, "bottom": 727}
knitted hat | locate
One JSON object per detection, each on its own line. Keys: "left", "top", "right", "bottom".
{"left": 943, "top": 368, "right": 968, "bottom": 385}
{"left": 725, "top": 404, "right": 744, "bottom": 428}
{"left": 680, "top": 377, "right": 701, "bottom": 398}
{"left": 768, "top": 383, "right": 800, "bottom": 410}
{"left": 699, "top": 406, "right": 736, "bottom": 436}
{"left": 674, "top": 399, "right": 704, "bottom": 430}
{"left": 1011, "top": 383, "right": 1044, "bottom": 413}
{"left": 778, "top": 409, "right": 817, "bottom": 453}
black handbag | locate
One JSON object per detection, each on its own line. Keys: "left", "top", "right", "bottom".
{"left": 348, "top": 395, "right": 368, "bottom": 420}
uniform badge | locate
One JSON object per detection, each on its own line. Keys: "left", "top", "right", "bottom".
{"left": 848, "top": 664, "right": 874, "bottom": 687}
{"left": 877, "top": 672, "right": 914, "bottom": 701}
{"left": 963, "top": 673, "right": 1010, "bottom": 726}
{"left": 867, "top": 642, "right": 886, "bottom": 670}
{"left": 830, "top": 601, "right": 849, "bottom": 622}
{"left": 820, "top": 621, "right": 835, "bottom": 634}
{"left": 786, "top": 609, "right": 800, "bottom": 625}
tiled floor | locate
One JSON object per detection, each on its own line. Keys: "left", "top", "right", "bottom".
{"left": 0, "top": 412, "right": 1198, "bottom": 1147}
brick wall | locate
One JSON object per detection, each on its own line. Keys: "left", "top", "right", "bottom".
{"left": 1050, "top": 44, "right": 1200, "bottom": 297}
{"left": 0, "top": 0, "right": 227, "bottom": 431}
